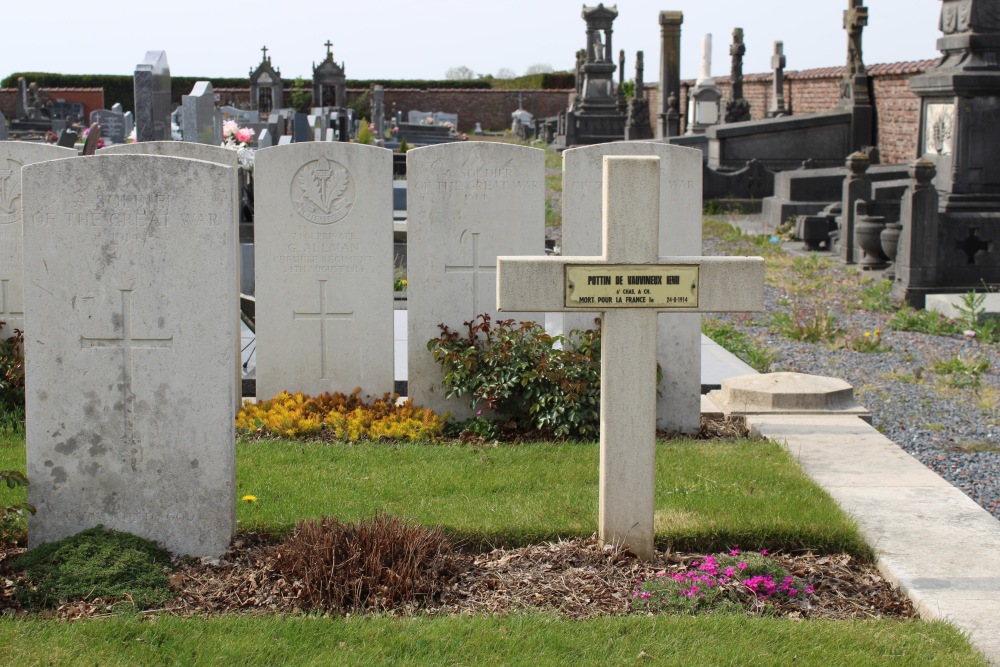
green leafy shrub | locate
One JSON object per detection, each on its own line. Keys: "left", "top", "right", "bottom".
{"left": 273, "top": 514, "right": 462, "bottom": 612}
{"left": 428, "top": 315, "right": 604, "bottom": 438}
{"left": 1, "top": 470, "right": 32, "bottom": 544}
{"left": 0, "top": 324, "right": 25, "bottom": 414}
{"left": 932, "top": 353, "right": 991, "bottom": 389}
{"left": 14, "top": 527, "right": 174, "bottom": 610}
{"left": 855, "top": 279, "right": 893, "bottom": 312}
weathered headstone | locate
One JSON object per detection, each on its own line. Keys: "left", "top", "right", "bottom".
{"left": 82, "top": 123, "right": 102, "bottom": 156}
{"left": 497, "top": 156, "right": 764, "bottom": 559}
{"left": 254, "top": 143, "right": 394, "bottom": 399}
{"left": 98, "top": 141, "right": 244, "bottom": 411}
{"left": 133, "top": 50, "right": 172, "bottom": 142}
{"left": 0, "top": 143, "right": 76, "bottom": 341}
{"left": 22, "top": 154, "right": 239, "bottom": 557}
{"left": 768, "top": 41, "right": 788, "bottom": 118}
{"left": 56, "top": 129, "right": 78, "bottom": 148}
{"left": 258, "top": 128, "right": 273, "bottom": 148}
{"left": 90, "top": 109, "right": 127, "bottom": 144}
{"left": 0, "top": 112, "right": 9, "bottom": 141}
{"left": 562, "top": 142, "right": 703, "bottom": 432}
{"left": 181, "top": 81, "right": 217, "bottom": 145}
{"left": 407, "top": 142, "right": 544, "bottom": 417}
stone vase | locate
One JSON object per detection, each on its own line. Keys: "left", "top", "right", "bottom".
{"left": 856, "top": 213, "right": 889, "bottom": 270}
{"left": 880, "top": 221, "right": 903, "bottom": 279}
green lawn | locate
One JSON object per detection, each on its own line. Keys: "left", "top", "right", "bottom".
{"left": 0, "top": 433, "right": 987, "bottom": 666}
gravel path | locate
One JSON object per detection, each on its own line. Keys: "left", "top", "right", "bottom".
{"left": 703, "top": 225, "right": 1000, "bottom": 518}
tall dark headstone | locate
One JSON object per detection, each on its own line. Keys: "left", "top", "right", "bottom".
{"left": 0, "top": 112, "right": 7, "bottom": 141}
{"left": 840, "top": 1, "right": 875, "bottom": 154}
{"left": 725, "top": 28, "right": 751, "bottom": 123}
{"left": 895, "top": 0, "right": 1000, "bottom": 305}
{"left": 768, "top": 41, "right": 789, "bottom": 118}
{"left": 625, "top": 51, "right": 654, "bottom": 140}
{"left": 133, "top": 51, "right": 172, "bottom": 142}
{"left": 658, "top": 11, "right": 683, "bottom": 138}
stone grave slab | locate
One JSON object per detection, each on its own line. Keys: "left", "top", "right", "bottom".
{"left": 89, "top": 109, "right": 127, "bottom": 145}
{"left": 254, "top": 143, "right": 394, "bottom": 400}
{"left": 497, "top": 155, "right": 764, "bottom": 559}
{"left": 406, "top": 142, "right": 544, "bottom": 418}
{"left": 181, "top": 81, "right": 217, "bottom": 145}
{"left": 21, "top": 154, "right": 239, "bottom": 557}
{"left": 562, "top": 141, "right": 703, "bottom": 433}
{"left": 0, "top": 143, "right": 77, "bottom": 340}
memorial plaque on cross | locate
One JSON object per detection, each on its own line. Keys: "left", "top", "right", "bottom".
{"left": 497, "top": 156, "right": 764, "bottom": 560}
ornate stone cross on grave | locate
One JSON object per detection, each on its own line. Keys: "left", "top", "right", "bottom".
{"left": 497, "top": 156, "right": 764, "bottom": 560}
{"left": 80, "top": 289, "right": 174, "bottom": 446}
{"left": 844, "top": 0, "right": 868, "bottom": 77}
{"left": 293, "top": 279, "right": 355, "bottom": 380}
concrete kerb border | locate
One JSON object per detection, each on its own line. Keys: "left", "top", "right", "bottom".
{"left": 743, "top": 412, "right": 1000, "bottom": 666}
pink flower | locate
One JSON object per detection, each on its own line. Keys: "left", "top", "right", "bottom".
{"left": 724, "top": 567, "right": 735, "bottom": 577}
{"left": 760, "top": 549, "right": 769, "bottom": 556}
{"left": 222, "top": 119, "right": 239, "bottom": 137}
{"left": 234, "top": 127, "right": 255, "bottom": 143}
{"left": 738, "top": 562, "right": 747, "bottom": 570}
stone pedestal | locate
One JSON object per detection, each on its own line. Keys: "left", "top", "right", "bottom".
{"left": 658, "top": 12, "right": 683, "bottom": 139}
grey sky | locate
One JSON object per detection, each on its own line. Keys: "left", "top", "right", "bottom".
{"left": 5, "top": 1, "right": 941, "bottom": 83}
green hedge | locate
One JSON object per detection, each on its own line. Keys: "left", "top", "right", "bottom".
{"left": 2, "top": 72, "right": 571, "bottom": 114}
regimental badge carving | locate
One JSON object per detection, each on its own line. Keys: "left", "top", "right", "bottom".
{"left": 291, "top": 157, "right": 356, "bottom": 224}
{"left": 0, "top": 158, "right": 24, "bottom": 225}
{"left": 925, "top": 103, "right": 955, "bottom": 156}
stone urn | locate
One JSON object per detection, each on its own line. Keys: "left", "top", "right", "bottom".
{"left": 854, "top": 201, "right": 889, "bottom": 270}
{"left": 880, "top": 221, "right": 903, "bottom": 279}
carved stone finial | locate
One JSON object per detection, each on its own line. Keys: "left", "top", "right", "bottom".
{"left": 847, "top": 151, "right": 870, "bottom": 175}
{"left": 911, "top": 157, "right": 936, "bottom": 187}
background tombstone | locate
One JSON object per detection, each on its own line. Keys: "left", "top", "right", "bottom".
{"left": 21, "top": 154, "right": 239, "bottom": 557}
{"left": 562, "top": 141, "right": 703, "bottom": 432}
{"left": 768, "top": 41, "right": 788, "bottom": 118}
{"left": 0, "top": 112, "right": 10, "bottom": 141}
{"left": 181, "top": 82, "right": 217, "bottom": 145}
{"left": 0, "top": 143, "right": 76, "bottom": 341}
{"left": 406, "top": 142, "right": 545, "bottom": 418}
{"left": 658, "top": 11, "right": 684, "bottom": 138}
{"left": 254, "top": 143, "right": 393, "bottom": 399}
{"left": 90, "top": 108, "right": 127, "bottom": 144}
{"left": 133, "top": 50, "right": 172, "bottom": 142}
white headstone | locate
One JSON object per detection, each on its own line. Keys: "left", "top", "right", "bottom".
{"left": 22, "top": 154, "right": 239, "bottom": 557}
{"left": 562, "top": 142, "right": 703, "bottom": 432}
{"left": 254, "top": 143, "right": 394, "bottom": 400}
{"left": 406, "top": 142, "right": 544, "bottom": 417}
{"left": 99, "top": 141, "right": 243, "bottom": 412}
{"left": 497, "top": 156, "right": 764, "bottom": 559}
{"left": 0, "top": 143, "right": 76, "bottom": 340}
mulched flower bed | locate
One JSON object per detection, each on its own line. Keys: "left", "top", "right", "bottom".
{"left": 1, "top": 534, "right": 911, "bottom": 621}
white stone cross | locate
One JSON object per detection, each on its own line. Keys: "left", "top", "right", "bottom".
{"left": 445, "top": 231, "right": 497, "bottom": 316}
{"left": 497, "top": 156, "right": 764, "bottom": 560}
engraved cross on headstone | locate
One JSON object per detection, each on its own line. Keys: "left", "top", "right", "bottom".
{"left": 80, "top": 289, "right": 173, "bottom": 445}
{"left": 497, "top": 156, "right": 764, "bottom": 560}
{"left": 0, "top": 279, "right": 23, "bottom": 322}
{"left": 293, "top": 279, "right": 354, "bottom": 380}
{"left": 445, "top": 231, "right": 496, "bottom": 315}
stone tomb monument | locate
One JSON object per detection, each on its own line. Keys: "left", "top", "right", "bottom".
{"left": 407, "top": 142, "right": 544, "bottom": 418}
{"left": 181, "top": 81, "right": 218, "bottom": 145}
{"left": 21, "top": 154, "right": 239, "bottom": 557}
{"left": 133, "top": 50, "right": 172, "bottom": 142}
{"left": 562, "top": 142, "right": 703, "bottom": 433}
{"left": 497, "top": 156, "right": 764, "bottom": 559}
{"left": 0, "top": 143, "right": 77, "bottom": 340}
{"left": 254, "top": 143, "right": 394, "bottom": 399}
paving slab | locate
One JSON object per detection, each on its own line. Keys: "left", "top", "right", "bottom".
{"left": 746, "top": 413, "right": 1000, "bottom": 665}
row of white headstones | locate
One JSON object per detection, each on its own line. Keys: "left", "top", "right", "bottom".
{"left": 3, "top": 139, "right": 762, "bottom": 560}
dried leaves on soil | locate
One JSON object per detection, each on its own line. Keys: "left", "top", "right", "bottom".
{"left": 2, "top": 534, "right": 911, "bottom": 621}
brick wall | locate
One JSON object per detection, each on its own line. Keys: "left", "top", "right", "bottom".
{"left": 0, "top": 88, "right": 105, "bottom": 122}
{"left": 648, "top": 60, "right": 934, "bottom": 166}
